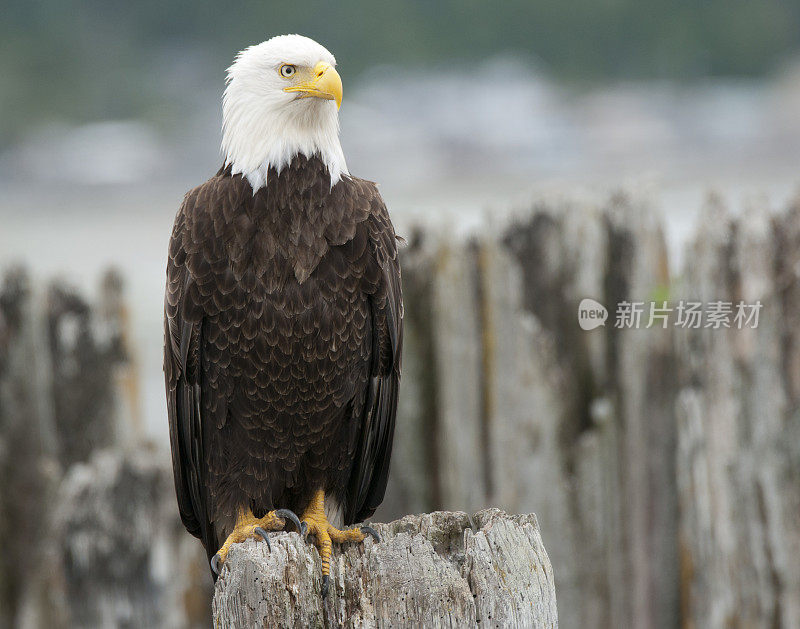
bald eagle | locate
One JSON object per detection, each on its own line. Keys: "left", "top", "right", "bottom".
{"left": 164, "top": 35, "right": 402, "bottom": 595}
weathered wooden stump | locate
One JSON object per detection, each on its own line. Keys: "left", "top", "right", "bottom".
{"left": 55, "top": 448, "right": 214, "bottom": 629}
{"left": 674, "top": 196, "right": 800, "bottom": 628}
{"left": 0, "top": 269, "right": 212, "bottom": 628}
{"left": 383, "top": 192, "right": 679, "bottom": 628}
{"left": 212, "top": 509, "right": 558, "bottom": 628}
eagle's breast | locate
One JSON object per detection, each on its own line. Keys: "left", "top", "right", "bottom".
{"left": 189, "top": 157, "right": 373, "bottom": 399}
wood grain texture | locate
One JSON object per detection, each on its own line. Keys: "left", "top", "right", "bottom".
{"left": 675, "top": 196, "right": 800, "bottom": 628}
{"left": 383, "top": 193, "right": 679, "bottom": 629}
{"left": 212, "top": 509, "right": 557, "bottom": 628}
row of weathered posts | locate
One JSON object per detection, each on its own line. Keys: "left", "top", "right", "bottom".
{"left": 0, "top": 269, "right": 212, "bottom": 629}
{"left": 381, "top": 191, "right": 800, "bottom": 628}
{"left": 1, "top": 190, "right": 798, "bottom": 627}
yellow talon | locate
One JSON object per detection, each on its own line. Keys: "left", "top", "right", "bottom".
{"left": 211, "top": 507, "right": 300, "bottom": 575}
{"left": 300, "top": 489, "right": 379, "bottom": 597}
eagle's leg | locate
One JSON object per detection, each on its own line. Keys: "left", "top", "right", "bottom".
{"left": 211, "top": 507, "right": 301, "bottom": 575}
{"left": 299, "top": 489, "right": 380, "bottom": 597}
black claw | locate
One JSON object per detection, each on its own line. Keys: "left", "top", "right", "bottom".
{"left": 300, "top": 521, "right": 308, "bottom": 538}
{"left": 211, "top": 553, "right": 222, "bottom": 576}
{"left": 321, "top": 574, "right": 330, "bottom": 598}
{"left": 360, "top": 525, "right": 380, "bottom": 543}
{"left": 274, "top": 508, "right": 302, "bottom": 534}
{"left": 254, "top": 527, "right": 272, "bottom": 551}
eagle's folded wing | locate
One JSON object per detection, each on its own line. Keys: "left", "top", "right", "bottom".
{"left": 345, "top": 195, "right": 403, "bottom": 524}
{"left": 164, "top": 193, "right": 218, "bottom": 561}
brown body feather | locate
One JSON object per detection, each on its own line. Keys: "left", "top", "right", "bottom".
{"left": 164, "top": 155, "right": 402, "bottom": 565}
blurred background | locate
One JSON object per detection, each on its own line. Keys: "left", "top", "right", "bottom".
{"left": 2, "top": 1, "right": 800, "bottom": 627}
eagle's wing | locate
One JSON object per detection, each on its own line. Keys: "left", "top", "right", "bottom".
{"left": 345, "top": 193, "right": 403, "bottom": 524}
{"left": 164, "top": 190, "right": 217, "bottom": 561}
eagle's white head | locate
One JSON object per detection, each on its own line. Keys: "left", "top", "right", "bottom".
{"left": 222, "top": 35, "right": 348, "bottom": 191}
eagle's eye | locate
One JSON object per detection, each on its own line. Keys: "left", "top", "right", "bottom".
{"left": 279, "top": 64, "right": 296, "bottom": 78}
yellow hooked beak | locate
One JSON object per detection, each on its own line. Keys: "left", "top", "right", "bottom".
{"left": 284, "top": 62, "right": 343, "bottom": 109}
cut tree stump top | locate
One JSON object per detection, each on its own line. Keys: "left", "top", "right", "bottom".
{"left": 212, "top": 509, "right": 557, "bottom": 628}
